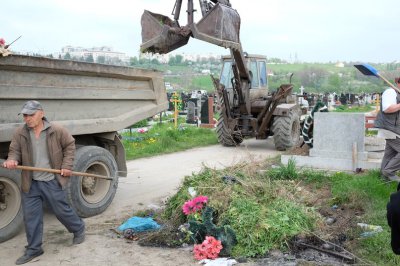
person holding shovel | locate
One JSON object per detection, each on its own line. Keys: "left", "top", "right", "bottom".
{"left": 2, "top": 100, "right": 85, "bottom": 265}
{"left": 375, "top": 78, "right": 400, "bottom": 182}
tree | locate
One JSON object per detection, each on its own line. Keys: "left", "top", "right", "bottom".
{"left": 130, "top": 56, "right": 138, "bottom": 66}
{"left": 96, "top": 55, "right": 106, "bottom": 64}
{"left": 169, "top": 54, "right": 184, "bottom": 65}
{"left": 175, "top": 54, "right": 183, "bottom": 65}
{"left": 63, "top": 52, "right": 71, "bottom": 60}
{"left": 85, "top": 54, "right": 94, "bottom": 63}
{"left": 168, "top": 56, "right": 176, "bottom": 65}
{"left": 151, "top": 58, "right": 160, "bottom": 65}
{"left": 327, "top": 73, "right": 341, "bottom": 92}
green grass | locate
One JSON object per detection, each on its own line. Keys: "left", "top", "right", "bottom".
{"left": 274, "top": 163, "right": 400, "bottom": 266}
{"left": 159, "top": 157, "right": 400, "bottom": 264}
{"left": 162, "top": 161, "right": 319, "bottom": 257}
{"left": 333, "top": 104, "right": 375, "bottom": 113}
{"left": 121, "top": 122, "right": 218, "bottom": 160}
{"left": 327, "top": 170, "right": 400, "bottom": 266}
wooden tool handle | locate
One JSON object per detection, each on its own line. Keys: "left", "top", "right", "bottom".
{"left": 13, "top": 165, "right": 112, "bottom": 180}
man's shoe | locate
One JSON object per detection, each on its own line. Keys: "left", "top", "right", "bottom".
{"left": 15, "top": 250, "right": 44, "bottom": 265}
{"left": 73, "top": 230, "right": 85, "bottom": 245}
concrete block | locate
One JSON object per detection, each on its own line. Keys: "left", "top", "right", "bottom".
{"left": 311, "top": 113, "right": 365, "bottom": 159}
{"left": 281, "top": 113, "right": 384, "bottom": 171}
{"left": 368, "top": 151, "right": 384, "bottom": 160}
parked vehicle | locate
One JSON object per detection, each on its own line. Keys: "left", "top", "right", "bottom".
{"left": 0, "top": 55, "right": 168, "bottom": 242}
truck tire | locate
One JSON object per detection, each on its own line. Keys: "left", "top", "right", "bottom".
{"left": 272, "top": 111, "right": 301, "bottom": 151}
{"left": 0, "top": 169, "right": 23, "bottom": 243}
{"left": 66, "top": 146, "right": 118, "bottom": 218}
{"left": 216, "top": 116, "right": 243, "bottom": 146}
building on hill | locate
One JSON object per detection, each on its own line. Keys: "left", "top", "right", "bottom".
{"left": 335, "top": 62, "right": 345, "bottom": 68}
{"left": 139, "top": 52, "right": 221, "bottom": 64}
{"left": 60, "top": 46, "right": 129, "bottom": 63}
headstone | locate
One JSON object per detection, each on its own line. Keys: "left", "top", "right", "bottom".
{"left": 186, "top": 101, "right": 196, "bottom": 124}
{"left": 200, "top": 98, "right": 209, "bottom": 124}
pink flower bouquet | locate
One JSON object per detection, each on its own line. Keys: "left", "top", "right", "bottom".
{"left": 182, "top": 195, "right": 208, "bottom": 216}
{"left": 193, "top": 236, "right": 223, "bottom": 260}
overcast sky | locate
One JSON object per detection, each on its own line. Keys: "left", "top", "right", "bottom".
{"left": 1, "top": 0, "right": 399, "bottom": 63}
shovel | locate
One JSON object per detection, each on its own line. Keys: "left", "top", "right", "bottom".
{"left": 1, "top": 163, "right": 113, "bottom": 180}
{"left": 354, "top": 63, "right": 400, "bottom": 93}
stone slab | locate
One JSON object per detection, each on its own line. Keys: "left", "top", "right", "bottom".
{"left": 310, "top": 113, "right": 365, "bottom": 159}
{"left": 281, "top": 155, "right": 381, "bottom": 171}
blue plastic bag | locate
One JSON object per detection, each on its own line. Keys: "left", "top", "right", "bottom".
{"left": 117, "top": 216, "right": 160, "bottom": 232}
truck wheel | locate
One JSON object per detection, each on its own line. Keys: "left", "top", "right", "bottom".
{"left": 216, "top": 116, "right": 243, "bottom": 146}
{"left": 272, "top": 111, "right": 301, "bottom": 151}
{"left": 0, "top": 169, "right": 23, "bottom": 243}
{"left": 66, "top": 146, "right": 118, "bottom": 217}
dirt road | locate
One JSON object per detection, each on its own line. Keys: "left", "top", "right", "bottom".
{"left": 0, "top": 139, "right": 281, "bottom": 266}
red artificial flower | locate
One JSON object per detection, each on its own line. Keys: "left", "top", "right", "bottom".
{"left": 193, "top": 236, "right": 223, "bottom": 260}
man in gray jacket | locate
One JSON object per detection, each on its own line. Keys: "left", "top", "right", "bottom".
{"left": 2, "top": 100, "right": 85, "bottom": 265}
{"left": 375, "top": 78, "right": 400, "bottom": 181}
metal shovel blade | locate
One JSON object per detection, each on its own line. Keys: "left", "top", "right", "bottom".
{"left": 355, "top": 63, "right": 400, "bottom": 92}
{"left": 191, "top": 3, "right": 241, "bottom": 50}
{"left": 140, "top": 10, "right": 190, "bottom": 54}
{"left": 354, "top": 64, "right": 379, "bottom": 77}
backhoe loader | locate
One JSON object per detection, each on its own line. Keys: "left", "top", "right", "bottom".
{"left": 140, "top": 0, "right": 301, "bottom": 150}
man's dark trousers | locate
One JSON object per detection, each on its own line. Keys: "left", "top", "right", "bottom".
{"left": 22, "top": 179, "right": 84, "bottom": 256}
{"left": 381, "top": 138, "right": 400, "bottom": 178}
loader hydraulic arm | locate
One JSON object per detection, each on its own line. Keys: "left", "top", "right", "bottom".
{"left": 140, "top": 0, "right": 251, "bottom": 114}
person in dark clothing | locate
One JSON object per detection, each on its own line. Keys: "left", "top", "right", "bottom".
{"left": 2, "top": 100, "right": 85, "bottom": 265}
{"left": 387, "top": 183, "right": 400, "bottom": 255}
{"left": 375, "top": 78, "right": 400, "bottom": 181}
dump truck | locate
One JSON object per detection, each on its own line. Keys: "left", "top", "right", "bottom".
{"left": 140, "top": 0, "right": 301, "bottom": 151}
{"left": 0, "top": 55, "right": 168, "bottom": 242}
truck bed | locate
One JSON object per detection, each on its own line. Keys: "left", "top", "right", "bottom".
{"left": 0, "top": 55, "right": 168, "bottom": 142}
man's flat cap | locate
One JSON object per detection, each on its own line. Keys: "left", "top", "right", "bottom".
{"left": 19, "top": 100, "right": 43, "bottom": 115}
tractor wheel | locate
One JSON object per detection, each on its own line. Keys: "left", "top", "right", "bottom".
{"left": 272, "top": 111, "right": 301, "bottom": 151}
{"left": 216, "top": 116, "right": 243, "bottom": 146}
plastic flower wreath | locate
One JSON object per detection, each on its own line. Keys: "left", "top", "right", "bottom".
{"left": 193, "top": 236, "right": 223, "bottom": 260}
{"left": 182, "top": 195, "right": 208, "bottom": 216}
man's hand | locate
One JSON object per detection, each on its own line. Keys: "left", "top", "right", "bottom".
{"left": 2, "top": 160, "right": 18, "bottom": 169}
{"left": 60, "top": 169, "right": 72, "bottom": 177}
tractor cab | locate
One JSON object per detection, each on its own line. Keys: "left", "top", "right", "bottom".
{"left": 219, "top": 54, "right": 269, "bottom": 101}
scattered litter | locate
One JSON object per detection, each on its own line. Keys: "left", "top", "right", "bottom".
{"left": 147, "top": 204, "right": 161, "bottom": 211}
{"left": 322, "top": 243, "right": 334, "bottom": 250}
{"left": 325, "top": 217, "right": 336, "bottom": 225}
{"left": 354, "top": 168, "right": 364, "bottom": 174}
{"left": 357, "top": 223, "right": 383, "bottom": 238}
{"left": 188, "top": 187, "right": 197, "bottom": 197}
{"left": 123, "top": 229, "right": 139, "bottom": 241}
{"left": 331, "top": 205, "right": 339, "bottom": 210}
{"left": 222, "top": 176, "right": 237, "bottom": 184}
{"left": 199, "top": 258, "right": 238, "bottom": 266}
{"left": 118, "top": 216, "right": 160, "bottom": 233}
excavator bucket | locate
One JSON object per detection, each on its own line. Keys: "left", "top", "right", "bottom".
{"left": 191, "top": 3, "right": 241, "bottom": 50}
{"left": 140, "top": 10, "right": 190, "bottom": 54}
